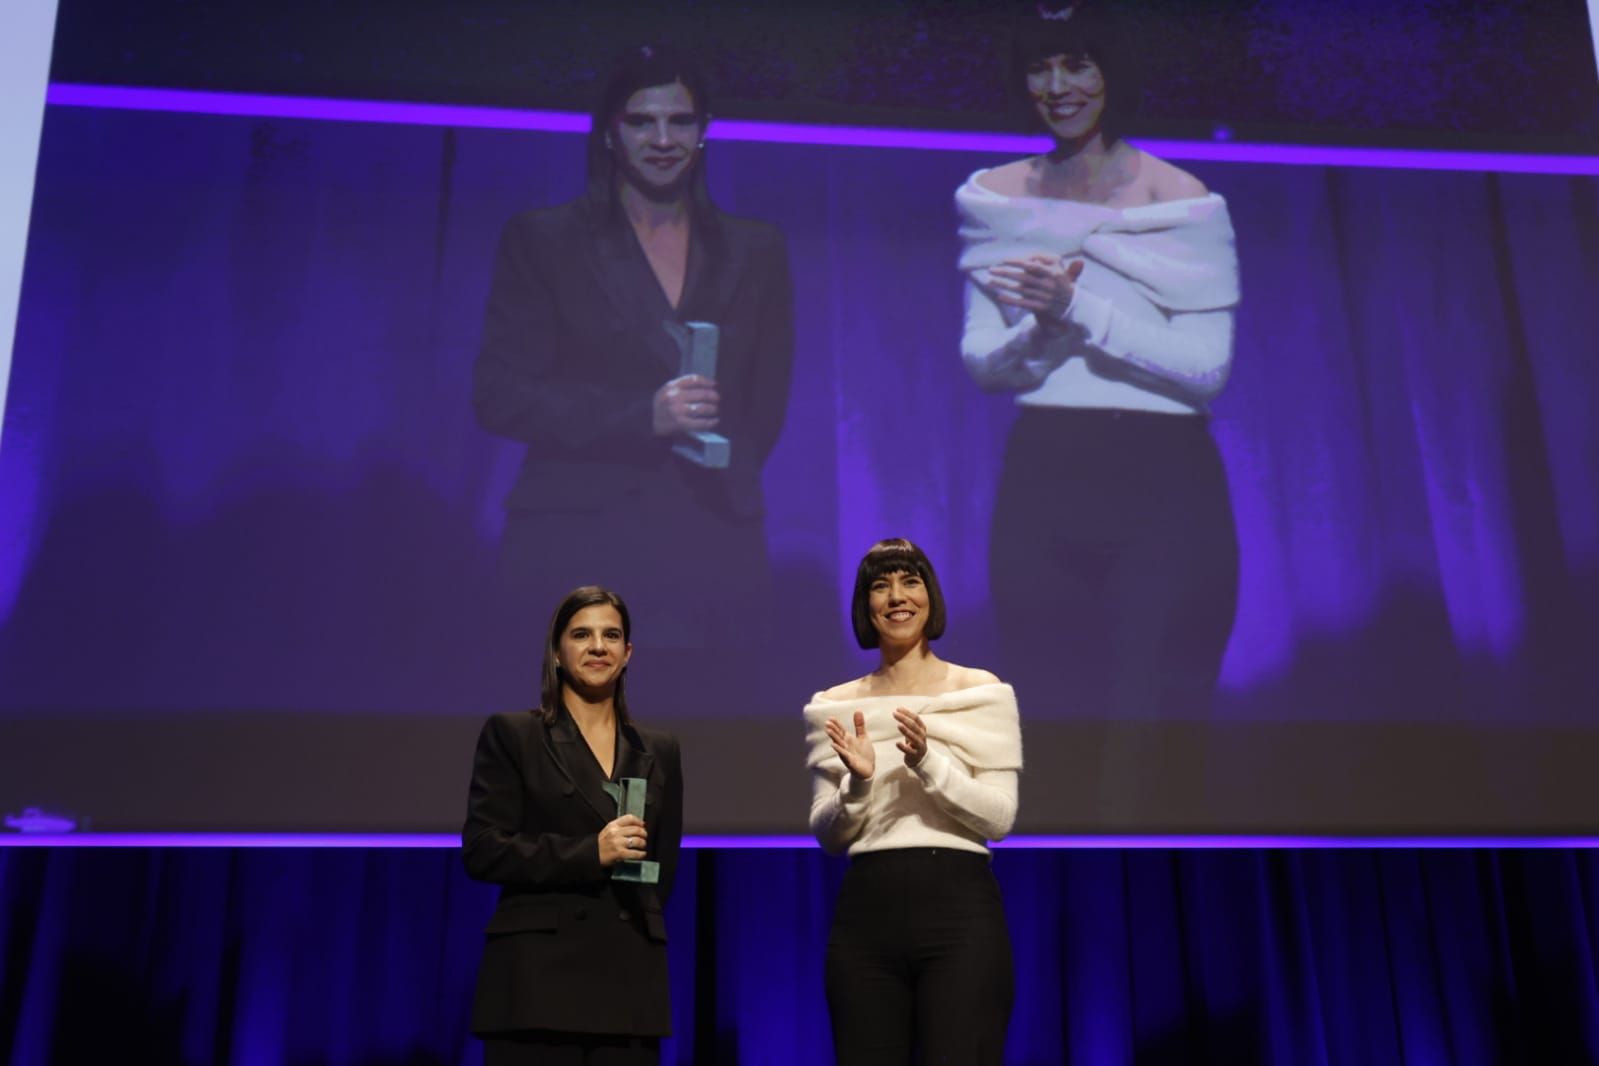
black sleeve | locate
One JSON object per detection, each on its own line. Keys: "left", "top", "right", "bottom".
{"left": 729, "top": 226, "right": 795, "bottom": 467}
{"left": 471, "top": 213, "right": 663, "bottom": 455}
{"left": 653, "top": 731, "right": 685, "bottom": 906}
{"left": 461, "top": 713, "right": 607, "bottom": 890}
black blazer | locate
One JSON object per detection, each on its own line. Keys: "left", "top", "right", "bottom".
{"left": 473, "top": 196, "right": 794, "bottom": 521}
{"left": 462, "top": 708, "right": 684, "bottom": 1037}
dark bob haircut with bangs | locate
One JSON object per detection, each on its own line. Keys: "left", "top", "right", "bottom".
{"left": 850, "top": 539, "right": 948, "bottom": 650}
{"left": 1008, "top": 4, "right": 1143, "bottom": 144}
{"left": 585, "top": 43, "right": 714, "bottom": 210}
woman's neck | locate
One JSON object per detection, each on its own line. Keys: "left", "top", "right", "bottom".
{"left": 563, "top": 685, "right": 618, "bottom": 734}
{"left": 618, "top": 179, "right": 690, "bottom": 234}
{"left": 1039, "top": 131, "right": 1134, "bottom": 197}
{"left": 873, "top": 639, "right": 942, "bottom": 688}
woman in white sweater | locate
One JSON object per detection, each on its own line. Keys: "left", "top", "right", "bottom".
{"left": 805, "top": 538, "right": 1022, "bottom": 1065}
{"left": 957, "top": 4, "right": 1241, "bottom": 731}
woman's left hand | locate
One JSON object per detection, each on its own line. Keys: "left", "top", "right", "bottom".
{"left": 893, "top": 707, "right": 928, "bottom": 768}
{"left": 988, "top": 255, "right": 1085, "bottom": 329}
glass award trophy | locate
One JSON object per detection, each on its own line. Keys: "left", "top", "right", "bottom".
{"left": 663, "top": 320, "right": 730, "bottom": 469}
{"left": 601, "top": 777, "right": 660, "bottom": 884}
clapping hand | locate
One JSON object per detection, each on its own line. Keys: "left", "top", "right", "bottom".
{"left": 893, "top": 707, "right": 928, "bottom": 768}
{"left": 826, "top": 711, "right": 876, "bottom": 781}
{"left": 988, "top": 255, "right": 1085, "bottom": 331}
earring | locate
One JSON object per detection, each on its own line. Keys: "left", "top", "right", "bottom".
{"left": 604, "top": 134, "right": 613, "bottom": 149}
{"left": 697, "top": 140, "right": 706, "bottom": 149}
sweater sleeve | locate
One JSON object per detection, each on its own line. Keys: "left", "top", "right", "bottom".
{"left": 1064, "top": 286, "right": 1235, "bottom": 403}
{"left": 910, "top": 748, "right": 1018, "bottom": 842}
{"left": 808, "top": 761, "right": 874, "bottom": 856}
{"left": 959, "top": 276, "right": 1069, "bottom": 392}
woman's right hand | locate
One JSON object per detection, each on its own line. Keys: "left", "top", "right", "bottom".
{"left": 598, "top": 814, "right": 648, "bottom": 867}
{"left": 653, "top": 374, "right": 721, "bottom": 436}
{"left": 826, "top": 711, "right": 876, "bottom": 781}
{"left": 988, "top": 255, "right": 1085, "bottom": 333}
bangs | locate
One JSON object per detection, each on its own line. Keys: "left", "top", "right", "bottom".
{"left": 1010, "top": 6, "right": 1120, "bottom": 71}
{"left": 1012, "top": 21, "right": 1102, "bottom": 70}
{"left": 857, "top": 544, "right": 932, "bottom": 589}
{"left": 849, "top": 538, "right": 948, "bottom": 648}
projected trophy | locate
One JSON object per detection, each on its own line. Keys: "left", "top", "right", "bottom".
{"left": 601, "top": 777, "right": 660, "bottom": 884}
{"left": 664, "top": 320, "right": 729, "bottom": 469}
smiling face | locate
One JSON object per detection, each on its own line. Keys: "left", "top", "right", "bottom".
{"left": 1026, "top": 51, "right": 1108, "bottom": 143}
{"left": 850, "top": 539, "right": 948, "bottom": 650}
{"left": 609, "top": 81, "right": 703, "bottom": 200}
{"left": 868, "top": 569, "right": 931, "bottom": 647}
{"left": 556, "top": 604, "right": 632, "bottom": 698}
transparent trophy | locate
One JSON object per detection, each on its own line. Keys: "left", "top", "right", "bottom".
{"left": 663, "top": 320, "right": 730, "bottom": 469}
{"left": 601, "top": 776, "right": 660, "bottom": 884}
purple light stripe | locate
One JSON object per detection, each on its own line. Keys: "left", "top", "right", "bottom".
{"left": 0, "top": 833, "right": 462, "bottom": 849}
{"left": 708, "top": 117, "right": 1044, "bottom": 154}
{"left": 1591, "top": 2, "right": 1599, "bottom": 101}
{"left": 3, "top": 833, "right": 1598, "bottom": 849}
{"left": 45, "top": 83, "right": 1599, "bottom": 176}
{"left": 45, "top": 83, "right": 589, "bottom": 134}
{"left": 991, "top": 835, "right": 1599, "bottom": 849}
{"left": 1136, "top": 137, "right": 1599, "bottom": 175}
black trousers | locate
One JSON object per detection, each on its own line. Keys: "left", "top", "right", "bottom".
{"left": 825, "top": 849, "right": 1014, "bottom": 1065}
{"left": 482, "top": 1031, "right": 659, "bottom": 1066}
{"left": 989, "top": 407, "right": 1239, "bottom": 720}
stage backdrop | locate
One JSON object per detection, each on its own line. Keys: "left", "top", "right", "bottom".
{"left": 1, "top": 102, "right": 1597, "bottom": 832}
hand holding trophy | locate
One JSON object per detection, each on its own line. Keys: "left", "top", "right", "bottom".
{"left": 664, "top": 321, "right": 730, "bottom": 468}
{"left": 601, "top": 777, "right": 660, "bottom": 883}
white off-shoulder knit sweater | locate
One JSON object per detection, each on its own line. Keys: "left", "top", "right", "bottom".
{"left": 804, "top": 682, "right": 1023, "bottom": 858}
{"left": 956, "top": 170, "right": 1241, "bottom": 414}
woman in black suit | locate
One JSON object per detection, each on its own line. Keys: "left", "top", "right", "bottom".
{"left": 464, "top": 585, "right": 684, "bottom": 1065}
{"left": 473, "top": 45, "right": 794, "bottom": 672}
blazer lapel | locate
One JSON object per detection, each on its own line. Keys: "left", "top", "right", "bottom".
{"left": 544, "top": 711, "right": 618, "bottom": 826}
{"left": 578, "top": 205, "right": 684, "bottom": 375}
{"left": 678, "top": 211, "right": 740, "bottom": 328}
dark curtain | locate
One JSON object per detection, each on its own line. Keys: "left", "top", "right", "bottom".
{"left": 5, "top": 846, "right": 1599, "bottom": 1064}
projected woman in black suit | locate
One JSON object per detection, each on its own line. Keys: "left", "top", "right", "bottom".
{"left": 464, "top": 585, "right": 683, "bottom": 1066}
{"left": 473, "top": 46, "right": 794, "bottom": 668}
{"left": 955, "top": 4, "right": 1241, "bottom": 732}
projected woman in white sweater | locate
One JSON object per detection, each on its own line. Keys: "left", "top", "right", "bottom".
{"left": 804, "top": 538, "right": 1021, "bottom": 1066}
{"left": 957, "top": 4, "right": 1241, "bottom": 739}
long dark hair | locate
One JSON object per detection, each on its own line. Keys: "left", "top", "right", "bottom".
{"left": 537, "top": 585, "right": 633, "bottom": 726}
{"left": 850, "top": 538, "right": 949, "bottom": 650}
{"left": 1008, "top": 2, "right": 1143, "bottom": 145}
{"left": 584, "top": 43, "right": 715, "bottom": 214}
